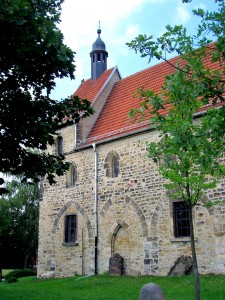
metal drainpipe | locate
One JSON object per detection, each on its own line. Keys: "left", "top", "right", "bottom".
{"left": 92, "top": 143, "right": 98, "bottom": 275}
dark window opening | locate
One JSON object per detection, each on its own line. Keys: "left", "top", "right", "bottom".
{"left": 173, "top": 202, "right": 190, "bottom": 237}
{"left": 103, "top": 54, "right": 105, "bottom": 63}
{"left": 97, "top": 53, "right": 101, "bottom": 62}
{"left": 93, "top": 55, "right": 95, "bottom": 63}
{"left": 65, "top": 215, "right": 77, "bottom": 243}
{"left": 71, "top": 165, "right": 77, "bottom": 186}
{"left": 105, "top": 151, "right": 120, "bottom": 178}
{"left": 56, "top": 136, "right": 63, "bottom": 155}
{"left": 75, "top": 123, "right": 83, "bottom": 146}
{"left": 66, "top": 164, "right": 77, "bottom": 187}
{"left": 112, "top": 156, "right": 119, "bottom": 178}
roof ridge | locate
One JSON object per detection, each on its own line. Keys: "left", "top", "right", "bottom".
{"left": 83, "top": 67, "right": 115, "bottom": 83}
{"left": 120, "top": 54, "right": 180, "bottom": 82}
{"left": 120, "top": 41, "right": 218, "bottom": 82}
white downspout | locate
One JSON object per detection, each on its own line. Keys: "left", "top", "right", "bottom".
{"left": 92, "top": 143, "right": 98, "bottom": 274}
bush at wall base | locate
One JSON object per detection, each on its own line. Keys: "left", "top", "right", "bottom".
{"left": 4, "top": 269, "right": 35, "bottom": 284}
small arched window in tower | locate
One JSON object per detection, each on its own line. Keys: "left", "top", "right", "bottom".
{"left": 93, "top": 54, "right": 95, "bottom": 63}
{"left": 105, "top": 151, "right": 120, "bottom": 178}
{"left": 56, "top": 136, "right": 63, "bottom": 155}
{"left": 97, "top": 53, "right": 101, "bottom": 62}
{"left": 103, "top": 54, "right": 105, "bottom": 63}
{"left": 66, "top": 163, "right": 77, "bottom": 187}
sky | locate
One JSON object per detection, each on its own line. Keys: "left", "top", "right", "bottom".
{"left": 50, "top": 0, "right": 218, "bottom": 100}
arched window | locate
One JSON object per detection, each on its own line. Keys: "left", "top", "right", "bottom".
{"left": 112, "top": 156, "right": 119, "bottom": 178}
{"left": 74, "top": 123, "right": 83, "bottom": 147}
{"left": 66, "top": 164, "right": 77, "bottom": 187}
{"left": 105, "top": 151, "right": 120, "bottom": 178}
{"left": 56, "top": 136, "right": 63, "bottom": 155}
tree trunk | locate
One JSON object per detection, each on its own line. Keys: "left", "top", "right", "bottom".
{"left": 188, "top": 204, "right": 200, "bottom": 300}
{"left": 24, "top": 252, "right": 29, "bottom": 269}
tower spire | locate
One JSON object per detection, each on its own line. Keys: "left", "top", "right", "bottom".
{"left": 90, "top": 23, "right": 108, "bottom": 80}
{"left": 97, "top": 20, "right": 101, "bottom": 38}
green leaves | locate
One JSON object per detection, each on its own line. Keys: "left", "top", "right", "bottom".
{"left": 0, "top": 178, "right": 39, "bottom": 268}
{"left": 128, "top": 1, "right": 225, "bottom": 208}
{"left": 0, "top": 0, "right": 94, "bottom": 188}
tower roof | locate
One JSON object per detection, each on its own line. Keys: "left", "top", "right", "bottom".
{"left": 92, "top": 28, "right": 106, "bottom": 51}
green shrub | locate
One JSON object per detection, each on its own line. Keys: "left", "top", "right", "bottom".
{"left": 5, "top": 269, "right": 35, "bottom": 284}
{"left": 5, "top": 276, "right": 18, "bottom": 284}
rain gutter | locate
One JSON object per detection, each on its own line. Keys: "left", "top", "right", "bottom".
{"left": 92, "top": 143, "right": 98, "bottom": 275}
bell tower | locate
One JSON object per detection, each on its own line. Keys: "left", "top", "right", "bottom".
{"left": 90, "top": 23, "right": 108, "bottom": 80}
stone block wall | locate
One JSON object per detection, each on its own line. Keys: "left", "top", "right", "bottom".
{"left": 38, "top": 128, "right": 225, "bottom": 278}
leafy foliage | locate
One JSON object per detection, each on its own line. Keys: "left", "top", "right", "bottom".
{"left": 127, "top": 0, "right": 225, "bottom": 206}
{"left": 5, "top": 276, "right": 18, "bottom": 284}
{"left": 5, "top": 269, "right": 35, "bottom": 284}
{"left": 0, "top": 178, "right": 39, "bottom": 268}
{"left": 127, "top": 1, "right": 225, "bottom": 300}
{"left": 0, "top": 0, "right": 94, "bottom": 191}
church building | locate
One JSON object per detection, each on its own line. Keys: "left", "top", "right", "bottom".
{"left": 37, "top": 28, "right": 225, "bottom": 278}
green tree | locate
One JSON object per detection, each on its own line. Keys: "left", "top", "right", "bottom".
{"left": 0, "top": 178, "right": 39, "bottom": 269}
{"left": 0, "top": 0, "right": 94, "bottom": 193}
{"left": 127, "top": 1, "right": 225, "bottom": 300}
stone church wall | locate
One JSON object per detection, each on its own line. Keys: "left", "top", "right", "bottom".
{"left": 38, "top": 128, "right": 225, "bottom": 278}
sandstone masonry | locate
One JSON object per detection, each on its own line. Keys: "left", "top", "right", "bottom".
{"left": 38, "top": 127, "right": 225, "bottom": 277}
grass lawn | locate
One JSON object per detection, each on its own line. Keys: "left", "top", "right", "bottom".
{"left": 1, "top": 274, "right": 225, "bottom": 300}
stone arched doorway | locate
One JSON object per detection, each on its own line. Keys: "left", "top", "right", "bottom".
{"left": 111, "top": 225, "right": 131, "bottom": 274}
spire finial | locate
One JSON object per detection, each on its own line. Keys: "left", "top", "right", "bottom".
{"left": 97, "top": 20, "right": 101, "bottom": 37}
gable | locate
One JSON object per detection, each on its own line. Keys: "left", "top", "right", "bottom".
{"left": 74, "top": 67, "right": 118, "bottom": 103}
{"left": 74, "top": 67, "right": 121, "bottom": 140}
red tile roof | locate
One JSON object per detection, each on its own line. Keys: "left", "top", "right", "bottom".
{"left": 74, "top": 47, "right": 224, "bottom": 145}
{"left": 87, "top": 58, "right": 178, "bottom": 141}
{"left": 74, "top": 67, "right": 115, "bottom": 103}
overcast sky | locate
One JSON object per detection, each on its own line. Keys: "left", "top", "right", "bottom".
{"left": 50, "top": 0, "right": 218, "bottom": 100}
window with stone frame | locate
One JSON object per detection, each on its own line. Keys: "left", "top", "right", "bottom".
{"left": 104, "top": 151, "right": 120, "bottom": 178}
{"left": 55, "top": 136, "right": 63, "bottom": 155}
{"left": 173, "top": 201, "right": 190, "bottom": 238}
{"left": 64, "top": 214, "right": 77, "bottom": 243}
{"left": 111, "top": 155, "right": 119, "bottom": 178}
{"left": 74, "top": 123, "right": 83, "bottom": 147}
{"left": 66, "top": 163, "right": 77, "bottom": 187}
